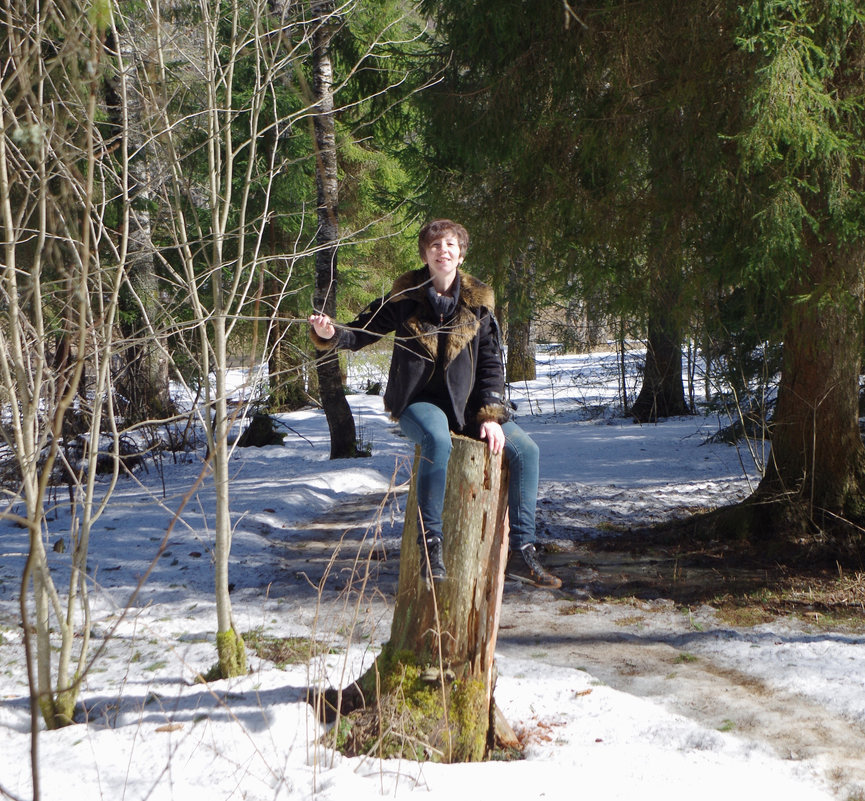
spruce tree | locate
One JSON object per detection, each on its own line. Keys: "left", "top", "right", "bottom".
{"left": 717, "top": 1, "right": 865, "bottom": 547}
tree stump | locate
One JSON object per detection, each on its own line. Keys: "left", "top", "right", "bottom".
{"left": 236, "top": 413, "right": 286, "bottom": 447}
{"left": 323, "top": 434, "right": 517, "bottom": 762}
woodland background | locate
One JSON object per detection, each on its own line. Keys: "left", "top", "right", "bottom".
{"left": 2, "top": 0, "right": 865, "bottom": 794}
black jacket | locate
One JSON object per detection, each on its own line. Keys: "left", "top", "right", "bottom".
{"left": 311, "top": 266, "right": 508, "bottom": 433}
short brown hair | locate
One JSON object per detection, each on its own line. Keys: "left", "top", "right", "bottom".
{"left": 417, "top": 219, "right": 469, "bottom": 263}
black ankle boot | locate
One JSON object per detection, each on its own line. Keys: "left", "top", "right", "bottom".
{"left": 420, "top": 536, "right": 446, "bottom": 582}
{"left": 506, "top": 544, "right": 562, "bottom": 589}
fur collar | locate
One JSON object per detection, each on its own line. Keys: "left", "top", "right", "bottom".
{"left": 390, "top": 267, "right": 495, "bottom": 364}
{"left": 390, "top": 267, "right": 495, "bottom": 309}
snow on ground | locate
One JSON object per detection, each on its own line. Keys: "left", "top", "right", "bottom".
{"left": 0, "top": 349, "right": 862, "bottom": 800}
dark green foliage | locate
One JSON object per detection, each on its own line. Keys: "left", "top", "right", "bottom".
{"left": 732, "top": 1, "right": 865, "bottom": 265}
{"left": 410, "top": 1, "right": 749, "bottom": 351}
{"left": 410, "top": 0, "right": 864, "bottom": 371}
{"left": 405, "top": 1, "right": 865, "bottom": 545}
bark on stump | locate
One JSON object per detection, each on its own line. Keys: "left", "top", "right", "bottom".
{"left": 324, "top": 434, "right": 518, "bottom": 762}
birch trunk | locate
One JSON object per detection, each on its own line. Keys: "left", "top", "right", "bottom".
{"left": 199, "top": 0, "right": 246, "bottom": 678}
{"left": 311, "top": 0, "right": 358, "bottom": 458}
{"left": 211, "top": 305, "right": 246, "bottom": 676}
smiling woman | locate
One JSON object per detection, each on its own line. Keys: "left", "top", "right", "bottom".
{"left": 420, "top": 220, "right": 467, "bottom": 295}
{"left": 309, "top": 219, "right": 560, "bottom": 589}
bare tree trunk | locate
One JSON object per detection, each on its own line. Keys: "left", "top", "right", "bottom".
{"left": 505, "top": 250, "right": 536, "bottom": 383}
{"left": 322, "top": 436, "right": 516, "bottom": 762}
{"left": 630, "top": 309, "right": 689, "bottom": 422}
{"left": 750, "top": 242, "right": 865, "bottom": 540}
{"left": 210, "top": 292, "right": 247, "bottom": 676}
{"left": 198, "top": 0, "right": 247, "bottom": 679}
{"left": 630, "top": 123, "right": 691, "bottom": 425}
{"left": 311, "top": 0, "right": 358, "bottom": 458}
{"left": 703, "top": 238, "right": 865, "bottom": 553}
{"left": 617, "top": 317, "right": 630, "bottom": 415}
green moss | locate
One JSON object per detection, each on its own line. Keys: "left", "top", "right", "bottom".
{"left": 674, "top": 652, "right": 698, "bottom": 664}
{"left": 38, "top": 696, "right": 54, "bottom": 727}
{"left": 207, "top": 628, "right": 247, "bottom": 680}
{"left": 378, "top": 653, "right": 447, "bottom": 732}
{"left": 53, "top": 689, "right": 77, "bottom": 727}
{"left": 337, "top": 646, "right": 490, "bottom": 763}
{"left": 356, "top": 645, "right": 416, "bottom": 698}
{"left": 449, "top": 677, "right": 488, "bottom": 761}
{"left": 330, "top": 714, "right": 354, "bottom": 750}
{"left": 40, "top": 687, "right": 78, "bottom": 729}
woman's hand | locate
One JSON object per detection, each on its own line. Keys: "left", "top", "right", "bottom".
{"left": 309, "top": 312, "right": 336, "bottom": 340}
{"left": 479, "top": 421, "right": 505, "bottom": 455}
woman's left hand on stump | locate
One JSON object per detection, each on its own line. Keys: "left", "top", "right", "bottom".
{"left": 479, "top": 421, "right": 505, "bottom": 455}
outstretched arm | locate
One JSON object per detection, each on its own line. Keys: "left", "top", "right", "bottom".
{"left": 309, "top": 291, "right": 402, "bottom": 353}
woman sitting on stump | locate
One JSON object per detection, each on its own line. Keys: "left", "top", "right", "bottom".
{"left": 309, "top": 219, "right": 561, "bottom": 589}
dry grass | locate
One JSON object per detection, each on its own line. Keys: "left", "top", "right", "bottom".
{"left": 243, "top": 630, "right": 336, "bottom": 669}
{"left": 712, "top": 570, "right": 865, "bottom": 629}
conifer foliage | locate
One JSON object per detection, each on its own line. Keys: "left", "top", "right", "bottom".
{"left": 730, "top": 1, "right": 865, "bottom": 545}
{"left": 413, "top": 0, "right": 865, "bottom": 548}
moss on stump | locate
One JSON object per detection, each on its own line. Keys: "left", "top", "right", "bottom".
{"left": 328, "top": 647, "right": 490, "bottom": 763}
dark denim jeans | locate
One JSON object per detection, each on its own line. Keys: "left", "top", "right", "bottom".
{"left": 398, "top": 401, "right": 539, "bottom": 549}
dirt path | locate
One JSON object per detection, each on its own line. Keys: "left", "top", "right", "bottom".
{"left": 266, "top": 491, "right": 865, "bottom": 799}
{"left": 497, "top": 586, "right": 865, "bottom": 797}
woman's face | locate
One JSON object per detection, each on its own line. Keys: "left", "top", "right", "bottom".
{"left": 423, "top": 232, "right": 463, "bottom": 287}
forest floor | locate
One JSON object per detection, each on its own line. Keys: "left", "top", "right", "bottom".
{"left": 267, "top": 490, "right": 865, "bottom": 798}
{"left": 522, "top": 539, "right": 865, "bottom": 795}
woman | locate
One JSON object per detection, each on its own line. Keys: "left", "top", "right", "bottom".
{"left": 309, "top": 219, "right": 561, "bottom": 589}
